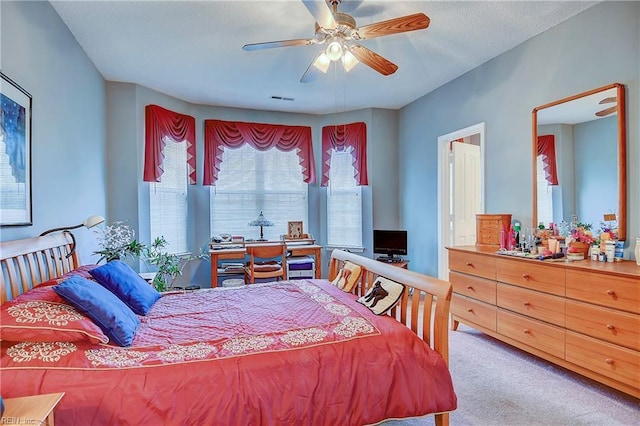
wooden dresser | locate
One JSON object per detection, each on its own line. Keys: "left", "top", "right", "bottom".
{"left": 448, "top": 245, "right": 640, "bottom": 398}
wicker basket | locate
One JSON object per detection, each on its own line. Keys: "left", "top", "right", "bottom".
{"left": 476, "top": 214, "right": 512, "bottom": 246}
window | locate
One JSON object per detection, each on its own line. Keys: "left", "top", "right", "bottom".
{"left": 536, "top": 155, "right": 554, "bottom": 226}
{"left": 210, "top": 144, "right": 308, "bottom": 240}
{"left": 150, "top": 137, "right": 188, "bottom": 253}
{"left": 327, "top": 148, "right": 362, "bottom": 248}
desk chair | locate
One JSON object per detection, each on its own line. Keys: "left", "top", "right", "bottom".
{"left": 169, "top": 257, "right": 202, "bottom": 290}
{"left": 244, "top": 243, "right": 288, "bottom": 284}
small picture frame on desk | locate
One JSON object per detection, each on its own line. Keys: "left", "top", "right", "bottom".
{"left": 287, "top": 221, "right": 304, "bottom": 239}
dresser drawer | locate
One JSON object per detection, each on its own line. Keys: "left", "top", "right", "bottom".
{"left": 496, "top": 258, "right": 565, "bottom": 296}
{"left": 566, "top": 300, "right": 640, "bottom": 351}
{"left": 449, "top": 251, "right": 496, "bottom": 280}
{"left": 452, "top": 293, "right": 497, "bottom": 331}
{"left": 497, "top": 309, "right": 565, "bottom": 358}
{"left": 566, "top": 270, "right": 640, "bottom": 314}
{"left": 497, "top": 283, "right": 565, "bottom": 326}
{"left": 566, "top": 331, "right": 640, "bottom": 389}
{"left": 450, "top": 270, "right": 496, "bottom": 304}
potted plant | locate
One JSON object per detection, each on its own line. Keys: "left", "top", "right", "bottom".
{"left": 142, "top": 237, "right": 182, "bottom": 292}
{"left": 95, "top": 222, "right": 207, "bottom": 292}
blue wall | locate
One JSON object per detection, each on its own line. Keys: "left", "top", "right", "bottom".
{"left": 0, "top": 1, "right": 107, "bottom": 262}
{"left": 399, "top": 1, "right": 639, "bottom": 276}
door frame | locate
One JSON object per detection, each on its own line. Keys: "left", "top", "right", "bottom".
{"left": 437, "top": 122, "right": 486, "bottom": 280}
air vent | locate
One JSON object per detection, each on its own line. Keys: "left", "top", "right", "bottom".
{"left": 271, "top": 96, "right": 295, "bottom": 101}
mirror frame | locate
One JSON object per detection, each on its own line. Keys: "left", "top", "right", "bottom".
{"left": 532, "top": 83, "right": 627, "bottom": 241}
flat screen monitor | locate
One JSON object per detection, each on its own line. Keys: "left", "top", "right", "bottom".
{"left": 373, "top": 229, "right": 407, "bottom": 260}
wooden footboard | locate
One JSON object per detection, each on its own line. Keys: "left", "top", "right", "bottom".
{"left": 0, "top": 233, "right": 79, "bottom": 304}
{"left": 328, "top": 249, "right": 453, "bottom": 426}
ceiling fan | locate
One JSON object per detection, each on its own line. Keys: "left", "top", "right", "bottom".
{"left": 595, "top": 96, "right": 617, "bottom": 117}
{"left": 242, "top": 0, "right": 430, "bottom": 83}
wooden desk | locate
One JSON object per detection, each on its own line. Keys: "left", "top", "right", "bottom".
{"left": 210, "top": 244, "right": 322, "bottom": 287}
{"left": 1, "top": 392, "right": 64, "bottom": 426}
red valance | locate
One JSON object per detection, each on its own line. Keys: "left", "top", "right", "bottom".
{"left": 321, "top": 122, "right": 368, "bottom": 186}
{"left": 203, "top": 119, "right": 316, "bottom": 186}
{"left": 537, "top": 135, "right": 558, "bottom": 186}
{"left": 144, "top": 105, "right": 196, "bottom": 184}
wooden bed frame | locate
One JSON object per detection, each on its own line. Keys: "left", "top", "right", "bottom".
{"left": 329, "top": 250, "right": 453, "bottom": 425}
{"left": 1, "top": 235, "right": 454, "bottom": 425}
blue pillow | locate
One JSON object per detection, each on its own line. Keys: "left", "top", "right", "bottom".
{"left": 54, "top": 276, "right": 140, "bottom": 347}
{"left": 89, "top": 260, "right": 161, "bottom": 315}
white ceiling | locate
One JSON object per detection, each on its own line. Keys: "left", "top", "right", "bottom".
{"left": 50, "top": 0, "right": 599, "bottom": 115}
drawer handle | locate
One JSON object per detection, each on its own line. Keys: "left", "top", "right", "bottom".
{"left": 467, "top": 308, "right": 474, "bottom": 313}
{"left": 466, "top": 285, "right": 474, "bottom": 290}
{"left": 606, "top": 324, "right": 615, "bottom": 331}
{"left": 523, "top": 301, "right": 531, "bottom": 307}
{"left": 466, "top": 262, "right": 474, "bottom": 267}
{"left": 605, "top": 358, "right": 614, "bottom": 365}
{"left": 522, "top": 273, "right": 530, "bottom": 279}
{"left": 523, "top": 329, "right": 531, "bottom": 334}
{"left": 606, "top": 289, "right": 616, "bottom": 296}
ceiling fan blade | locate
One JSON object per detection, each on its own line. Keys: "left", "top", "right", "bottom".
{"left": 599, "top": 96, "right": 616, "bottom": 104}
{"left": 301, "top": 0, "right": 337, "bottom": 29}
{"left": 595, "top": 105, "right": 617, "bottom": 117}
{"left": 243, "top": 38, "right": 314, "bottom": 51}
{"left": 300, "top": 53, "right": 328, "bottom": 83}
{"left": 355, "top": 13, "right": 430, "bottom": 40}
{"left": 350, "top": 44, "right": 398, "bottom": 76}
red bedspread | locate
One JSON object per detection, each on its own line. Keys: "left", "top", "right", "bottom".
{"left": 1, "top": 279, "right": 456, "bottom": 425}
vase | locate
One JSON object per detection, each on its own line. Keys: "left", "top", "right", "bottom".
{"left": 635, "top": 237, "right": 640, "bottom": 266}
{"left": 569, "top": 241, "right": 590, "bottom": 258}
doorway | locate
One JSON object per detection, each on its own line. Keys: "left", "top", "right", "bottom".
{"left": 437, "top": 123, "right": 485, "bottom": 280}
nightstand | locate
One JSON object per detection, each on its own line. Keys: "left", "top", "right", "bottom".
{"left": 1, "top": 392, "right": 64, "bottom": 426}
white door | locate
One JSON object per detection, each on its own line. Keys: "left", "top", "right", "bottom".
{"left": 452, "top": 142, "right": 481, "bottom": 245}
{"left": 437, "top": 123, "right": 485, "bottom": 281}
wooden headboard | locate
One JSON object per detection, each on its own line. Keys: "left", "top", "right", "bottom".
{"left": 0, "top": 233, "right": 79, "bottom": 304}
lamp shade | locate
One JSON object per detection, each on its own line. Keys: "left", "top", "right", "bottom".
{"left": 248, "top": 211, "right": 274, "bottom": 227}
{"left": 83, "top": 215, "right": 105, "bottom": 228}
{"left": 325, "top": 37, "right": 343, "bottom": 61}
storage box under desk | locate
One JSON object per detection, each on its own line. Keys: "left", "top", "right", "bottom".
{"left": 287, "top": 256, "right": 315, "bottom": 279}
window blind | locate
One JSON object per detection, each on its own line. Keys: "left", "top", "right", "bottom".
{"left": 210, "top": 144, "right": 308, "bottom": 241}
{"left": 327, "top": 148, "right": 362, "bottom": 248}
{"left": 150, "top": 137, "right": 188, "bottom": 254}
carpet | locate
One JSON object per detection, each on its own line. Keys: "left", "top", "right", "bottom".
{"left": 382, "top": 324, "right": 639, "bottom": 425}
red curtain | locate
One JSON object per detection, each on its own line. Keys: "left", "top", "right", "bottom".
{"left": 321, "top": 122, "right": 368, "bottom": 186}
{"left": 144, "top": 105, "right": 196, "bottom": 184}
{"left": 537, "top": 135, "right": 558, "bottom": 185}
{"left": 203, "top": 119, "right": 316, "bottom": 185}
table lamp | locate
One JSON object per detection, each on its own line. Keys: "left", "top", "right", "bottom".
{"left": 248, "top": 211, "right": 273, "bottom": 241}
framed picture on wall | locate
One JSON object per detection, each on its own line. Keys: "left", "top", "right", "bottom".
{"left": 0, "top": 73, "right": 32, "bottom": 226}
{"left": 287, "top": 221, "right": 304, "bottom": 239}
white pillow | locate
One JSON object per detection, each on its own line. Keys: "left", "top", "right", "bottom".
{"left": 357, "top": 277, "right": 405, "bottom": 315}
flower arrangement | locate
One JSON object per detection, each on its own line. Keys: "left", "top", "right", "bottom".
{"left": 599, "top": 221, "right": 618, "bottom": 241}
{"left": 94, "top": 221, "right": 144, "bottom": 263}
{"left": 570, "top": 222, "right": 596, "bottom": 244}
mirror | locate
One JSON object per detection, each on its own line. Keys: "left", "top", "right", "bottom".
{"left": 532, "top": 83, "right": 626, "bottom": 241}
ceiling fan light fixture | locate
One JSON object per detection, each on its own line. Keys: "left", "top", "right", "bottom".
{"left": 325, "top": 37, "right": 343, "bottom": 61}
{"left": 312, "top": 53, "right": 331, "bottom": 73}
{"left": 342, "top": 49, "right": 359, "bottom": 72}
